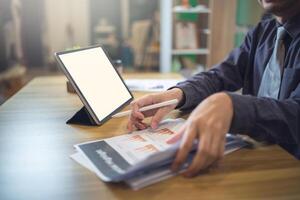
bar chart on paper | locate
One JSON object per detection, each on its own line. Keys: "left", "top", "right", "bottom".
{"left": 135, "top": 144, "right": 159, "bottom": 153}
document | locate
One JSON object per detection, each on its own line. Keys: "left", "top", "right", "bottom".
{"left": 71, "top": 119, "right": 247, "bottom": 190}
{"left": 124, "top": 79, "right": 183, "bottom": 92}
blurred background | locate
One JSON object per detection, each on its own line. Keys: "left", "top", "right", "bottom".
{"left": 0, "top": 0, "right": 264, "bottom": 104}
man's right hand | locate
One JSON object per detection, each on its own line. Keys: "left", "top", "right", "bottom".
{"left": 127, "top": 88, "right": 184, "bottom": 131}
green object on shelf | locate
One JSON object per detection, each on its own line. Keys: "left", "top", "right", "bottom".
{"left": 176, "top": 0, "right": 199, "bottom": 21}
{"left": 172, "top": 57, "right": 181, "bottom": 72}
{"left": 174, "top": 0, "right": 208, "bottom": 70}
{"left": 172, "top": 55, "right": 198, "bottom": 71}
{"left": 184, "top": 55, "right": 197, "bottom": 61}
{"left": 177, "top": 13, "right": 198, "bottom": 21}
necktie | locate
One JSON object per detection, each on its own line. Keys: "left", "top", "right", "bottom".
{"left": 258, "top": 26, "right": 286, "bottom": 99}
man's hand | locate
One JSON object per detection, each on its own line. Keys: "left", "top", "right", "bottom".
{"left": 127, "top": 88, "right": 184, "bottom": 131}
{"left": 167, "top": 92, "right": 234, "bottom": 177}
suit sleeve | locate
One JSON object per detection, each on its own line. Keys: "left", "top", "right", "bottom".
{"left": 173, "top": 22, "right": 300, "bottom": 152}
{"left": 174, "top": 26, "right": 256, "bottom": 110}
{"left": 227, "top": 85, "right": 300, "bottom": 148}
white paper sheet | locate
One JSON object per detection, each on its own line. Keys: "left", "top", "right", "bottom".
{"left": 124, "top": 79, "right": 183, "bottom": 92}
{"left": 71, "top": 136, "right": 246, "bottom": 190}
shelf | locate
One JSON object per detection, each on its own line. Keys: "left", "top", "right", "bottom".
{"left": 173, "top": 5, "right": 211, "bottom": 14}
{"left": 160, "top": 0, "right": 237, "bottom": 72}
{"left": 172, "top": 48, "right": 210, "bottom": 55}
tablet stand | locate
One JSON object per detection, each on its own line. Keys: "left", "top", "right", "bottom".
{"left": 67, "top": 107, "right": 98, "bottom": 126}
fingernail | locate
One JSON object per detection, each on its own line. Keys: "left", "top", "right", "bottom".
{"left": 166, "top": 135, "right": 178, "bottom": 144}
{"left": 166, "top": 140, "right": 172, "bottom": 144}
{"left": 151, "top": 122, "right": 158, "bottom": 129}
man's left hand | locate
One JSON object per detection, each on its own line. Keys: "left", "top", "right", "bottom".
{"left": 167, "top": 92, "right": 234, "bottom": 177}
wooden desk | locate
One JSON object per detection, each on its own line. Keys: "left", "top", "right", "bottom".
{"left": 1, "top": 74, "right": 300, "bottom": 200}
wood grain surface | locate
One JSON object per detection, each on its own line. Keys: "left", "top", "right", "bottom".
{"left": 0, "top": 74, "right": 300, "bottom": 200}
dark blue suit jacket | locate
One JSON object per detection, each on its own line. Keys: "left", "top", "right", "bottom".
{"left": 175, "top": 14, "right": 300, "bottom": 159}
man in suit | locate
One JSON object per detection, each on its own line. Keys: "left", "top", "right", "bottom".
{"left": 127, "top": 0, "right": 300, "bottom": 177}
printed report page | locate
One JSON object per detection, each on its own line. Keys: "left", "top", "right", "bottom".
{"left": 75, "top": 119, "right": 185, "bottom": 181}
{"left": 105, "top": 118, "right": 185, "bottom": 165}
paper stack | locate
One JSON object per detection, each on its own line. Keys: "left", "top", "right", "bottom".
{"left": 71, "top": 119, "right": 247, "bottom": 190}
{"left": 124, "top": 79, "right": 183, "bottom": 92}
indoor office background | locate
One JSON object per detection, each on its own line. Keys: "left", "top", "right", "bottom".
{"left": 0, "top": 0, "right": 263, "bottom": 105}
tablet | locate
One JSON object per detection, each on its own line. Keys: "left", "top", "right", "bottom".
{"left": 55, "top": 45, "right": 133, "bottom": 125}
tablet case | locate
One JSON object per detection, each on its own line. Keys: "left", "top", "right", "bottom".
{"left": 55, "top": 46, "right": 133, "bottom": 126}
{"left": 67, "top": 107, "right": 98, "bottom": 126}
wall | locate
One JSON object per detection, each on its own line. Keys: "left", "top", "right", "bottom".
{"left": 21, "top": 0, "right": 44, "bottom": 67}
{"left": 43, "top": 0, "right": 90, "bottom": 63}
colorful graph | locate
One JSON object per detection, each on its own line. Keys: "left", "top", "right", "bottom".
{"left": 126, "top": 135, "right": 147, "bottom": 142}
{"left": 135, "top": 144, "right": 159, "bottom": 153}
{"left": 155, "top": 128, "right": 175, "bottom": 135}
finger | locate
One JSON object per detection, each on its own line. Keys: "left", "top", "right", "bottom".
{"left": 127, "top": 112, "right": 137, "bottom": 131}
{"left": 201, "top": 133, "right": 222, "bottom": 170}
{"left": 171, "top": 122, "right": 198, "bottom": 172}
{"left": 166, "top": 132, "right": 183, "bottom": 144}
{"left": 128, "top": 114, "right": 143, "bottom": 132}
{"left": 127, "top": 114, "right": 147, "bottom": 131}
{"left": 130, "top": 94, "right": 156, "bottom": 108}
{"left": 200, "top": 129, "right": 227, "bottom": 170}
{"left": 211, "top": 134, "right": 225, "bottom": 161}
{"left": 135, "top": 121, "right": 148, "bottom": 130}
{"left": 127, "top": 120, "right": 134, "bottom": 131}
{"left": 130, "top": 102, "right": 145, "bottom": 121}
{"left": 130, "top": 94, "right": 168, "bottom": 118}
{"left": 151, "top": 107, "right": 169, "bottom": 129}
{"left": 140, "top": 108, "right": 159, "bottom": 118}
{"left": 127, "top": 94, "right": 160, "bottom": 131}
{"left": 128, "top": 104, "right": 144, "bottom": 130}
{"left": 184, "top": 132, "right": 212, "bottom": 177}
{"left": 166, "top": 124, "right": 186, "bottom": 144}
{"left": 209, "top": 141, "right": 226, "bottom": 170}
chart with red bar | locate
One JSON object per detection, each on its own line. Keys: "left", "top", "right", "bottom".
{"left": 155, "top": 128, "right": 175, "bottom": 135}
{"left": 125, "top": 135, "right": 147, "bottom": 142}
{"left": 135, "top": 144, "right": 159, "bottom": 153}
{"left": 105, "top": 119, "right": 186, "bottom": 165}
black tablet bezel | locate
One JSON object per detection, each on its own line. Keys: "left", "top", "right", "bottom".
{"left": 54, "top": 44, "right": 133, "bottom": 125}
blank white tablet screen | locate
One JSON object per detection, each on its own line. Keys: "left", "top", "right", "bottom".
{"left": 58, "top": 47, "right": 132, "bottom": 122}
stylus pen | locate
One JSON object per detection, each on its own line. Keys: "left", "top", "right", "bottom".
{"left": 112, "top": 99, "right": 179, "bottom": 118}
